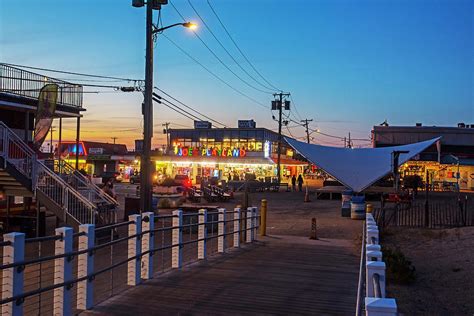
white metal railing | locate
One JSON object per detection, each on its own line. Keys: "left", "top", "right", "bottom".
{"left": 0, "top": 207, "right": 261, "bottom": 315}
{"left": 54, "top": 159, "right": 119, "bottom": 207}
{"left": 0, "top": 121, "right": 96, "bottom": 225}
{"left": 356, "top": 212, "right": 398, "bottom": 316}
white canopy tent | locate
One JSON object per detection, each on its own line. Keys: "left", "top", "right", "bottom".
{"left": 285, "top": 137, "right": 441, "bottom": 192}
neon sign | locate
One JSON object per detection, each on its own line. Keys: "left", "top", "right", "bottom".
{"left": 174, "top": 146, "right": 246, "bottom": 158}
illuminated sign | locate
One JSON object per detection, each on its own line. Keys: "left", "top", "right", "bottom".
{"left": 264, "top": 141, "right": 271, "bottom": 158}
{"left": 174, "top": 146, "right": 246, "bottom": 158}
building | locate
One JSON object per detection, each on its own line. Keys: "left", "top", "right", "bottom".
{"left": 57, "top": 141, "right": 136, "bottom": 179}
{"left": 372, "top": 123, "right": 474, "bottom": 190}
{"left": 152, "top": 121, "right": 308, "bottom": 184}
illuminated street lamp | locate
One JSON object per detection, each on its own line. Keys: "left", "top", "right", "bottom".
{"left": 133, "top": 0, "right": 197, "bottom": 213}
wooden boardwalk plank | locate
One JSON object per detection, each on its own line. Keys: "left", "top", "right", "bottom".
{"left": 82, "top": 235, "right": 359, "bottom": 315}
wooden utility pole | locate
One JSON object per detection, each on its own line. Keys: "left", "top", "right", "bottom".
{"left": 162, "top": 122, "right": 170, "bottom": 152}
{"left": 111, "top": 137, "right": 118, "bottom": 144}
{"left": 301, "top": 119, "right": 313, "bottom": 143}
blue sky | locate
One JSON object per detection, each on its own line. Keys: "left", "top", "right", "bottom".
{"left": 1, "top": 0, "right": 472, "bottom": 147}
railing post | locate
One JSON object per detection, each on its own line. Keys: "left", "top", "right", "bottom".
{"left": 260, "top": 199, "right": 267, "bottom": 236}
{"left": 1, "top": 232, "right": 25, "bottom": 316}
{"left": 367, "top": 227, "right": 379, "bottom": 244}
{"left": 172, "top": 210, "right": 183, "bottom": 269}
{"left": 233, "top": 208, "right": 241, "bottom": 248}
{"left": 141, "top": 212, "right": 154, "bottom": 280}
{"left": 252, "top": 206, "right": 258, "bottom": 240}
{"left": 366, "top": 261, "right": 386, "bottom": 298}
{"left": 217, "top": 208, "right": 226, "bottom": 253}
{"left": 365, "top": 298, "right": 397, "bottom": 316}
{"left": 366, "top": 250, "right": 383, "bottom": 262}
{"left": 198, "top": 209, "right": 208, "bottom": 259}
{"left": 53, "top": 227, "right": 74, "bottom": 316}
{"left": 246, "top": 208, "right": 253, "bottom": 243}
{"left": 127, "top": 214, "right": 142, "bottom": 286}
{"left": 77, "top": 224, "right": 95, "bottom": 310}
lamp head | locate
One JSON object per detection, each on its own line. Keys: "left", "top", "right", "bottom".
{"left": 183, "top": 22, "right": 198, "bottom": 30}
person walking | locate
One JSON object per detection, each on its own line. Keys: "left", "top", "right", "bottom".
{"left": 291, "top": 175, "right": 297, "bottom": 191}
{"left": 297, "top": 174, "right": 304, "bottom": 192}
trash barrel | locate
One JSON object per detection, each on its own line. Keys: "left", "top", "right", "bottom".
{"left": 341, "top": 189, "right": 353, "bottom": 217}
{"left": 351, "top": 196, "right": 366, "bottom": 220}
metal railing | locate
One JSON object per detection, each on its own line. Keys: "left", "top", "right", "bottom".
{"left": 0, "top": 121, "right": 96, "bottom": 225}
{"left": 0, "top": 207, "right": 261, "bottom": 315}
{"left": 0, "top": 63, "right": 83, "bottom": 108}
{"left": 54, "top": 159, "right": 118, "bottom": 207}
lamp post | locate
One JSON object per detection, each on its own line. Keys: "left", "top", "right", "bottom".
{"left": 133, "top": 0, "right": 196, "bottom": 213}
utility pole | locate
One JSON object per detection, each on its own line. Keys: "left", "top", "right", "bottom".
{"left": 162, "top": 122, "right": 170, "bottom": 153}
{"left": 140, "top": 0, "right": 156, "bottom": 214}
{"left": 348, "top": 132, "right": 352, "bottom": 149}
{"left": 300, "top": 119, "right": 313, "bottom": 144}
{"left": 344, "top": 137, "right": 347, "bottom": 148}
{"left": 111, "top": 137, "right": 118, "bottom": 144}
{"left": 49, "top": 126, "right": 56, "bottom": 155}
{"left": 272, "top": 92, "right": 291, "bottom": 184}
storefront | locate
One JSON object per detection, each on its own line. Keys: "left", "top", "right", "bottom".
{"left": 58, "top": 141, "right": 137, "bottom": 179}
{"left": 152, "top": 124, "right": 308, "bottom": 184}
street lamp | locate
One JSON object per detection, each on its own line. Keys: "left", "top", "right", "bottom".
{"left": 133, "top": 0, "right": 197, "bottom": 213}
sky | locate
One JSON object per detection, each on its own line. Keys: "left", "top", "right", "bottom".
{"left": 1, "top": 0, "right": 473, "bottom": 149}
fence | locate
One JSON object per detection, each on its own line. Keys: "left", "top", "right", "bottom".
{"left": 373, "top": 197, "right": 473, "bottom": 229}
{"left": 355, "top": 212, "right": 398, "bottom": 316}
{"left": 0, "top": 207, "right": 260, "bottom": 315}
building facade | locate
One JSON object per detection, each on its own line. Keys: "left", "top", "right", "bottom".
{"left": 152, "top": 124, "right": 308, "bottom": 184}
{"left": 372, "top": 123, "right": 474, "bottom": 190}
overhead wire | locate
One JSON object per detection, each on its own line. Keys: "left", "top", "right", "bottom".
{"left": 187, "top": 0, "right": 275, "bottom": 94}
{"left": 152, "top": 96, "right": 196, "bottom": 121}
{"left": 206, "top": 0, "right": 281, "bottom": 92}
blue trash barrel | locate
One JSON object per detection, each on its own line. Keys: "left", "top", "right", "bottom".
{"left": 351, "top": 195, "right": 366, "bottom": 220}
{"left": 341, "top": 189, "right": 353, "bottom": 217}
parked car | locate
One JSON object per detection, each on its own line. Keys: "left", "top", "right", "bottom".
{"left": 174, "top": 174, "right": 192, "bottom": 188}
{"left": 100, "top": 171, "right": 121, "bottom": 183}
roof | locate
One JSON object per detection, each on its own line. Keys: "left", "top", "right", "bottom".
{"left": 285, "top": 137, "right": 441, "bottom": 192}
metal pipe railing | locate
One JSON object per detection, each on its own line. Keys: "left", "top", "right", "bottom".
{"left": 355, "top": 223, "right": 366, "bottom": 316}
{"left": 373, "top": 273, "right": 382, "bottom": 298}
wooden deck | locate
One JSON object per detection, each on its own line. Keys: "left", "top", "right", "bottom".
{"left": 82, "top": 235, "right": 359, "bottom": 315}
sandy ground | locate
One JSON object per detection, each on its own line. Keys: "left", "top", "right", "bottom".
{"left": 382, "top": 226, "right": 474, "bottom": 315}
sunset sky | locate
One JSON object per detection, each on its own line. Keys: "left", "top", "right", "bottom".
{"left": 1, "top": 0, "right": 472, "bottom": 149}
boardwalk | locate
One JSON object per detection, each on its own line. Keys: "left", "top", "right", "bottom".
{"left": 83, "top": 235, "right": 359, "bottom": 315}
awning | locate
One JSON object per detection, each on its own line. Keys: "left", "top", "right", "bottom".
{"left": 285, "top": 137, "right": 441, "bottom": 192}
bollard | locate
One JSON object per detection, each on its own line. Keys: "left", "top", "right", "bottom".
{"left": 198, "top": 209, "right": 208, "bottom": 259}
{"left": 246, "top": 208, "right": 253, "bottom": 243}
{"left": 172, "top": 210, "right": 183, "bottom": 268}
{"left": 366, "top": 250, "right": 383, "bottom": 262}
{"left": 1, "top": 232, "right": 25, "bottom": 316}
{"left": 310, "top": 218, "right": 318, "bottom": 240}
{"left": 304, "top": 186, "right": 310, "bottom": 202}
{"left": 233, "top": 208, "right": 241, "bottom": 248}
{"left": 366, "top": 203, "right": 373, "bottom": 213}
{"left": 366, "top": 261, "right": 386, "bottom": 298}
{"left": 53, "top": 227, "right": 74, "bottom": 315}
{"left": 218, "top": 208, "right": 226, "bottom": 253}
{"left": 260, "top": 199, "right": 267, "bottom": 236}
{"left": 365, "top": 298, "right": 397, "bottom": 316}
{"left": 127, "top": 214, "right": 142, "bottom": 286}
{"left": 77, "top": 224, "right": 95, "bottom": 310}
{"left": 141, "top": 212, "right": 154, "bottom": 280}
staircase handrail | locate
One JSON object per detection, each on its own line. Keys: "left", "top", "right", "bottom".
{"left": 0, "top": 121, "right": 35, "bottom": 179}
{"left": 55, "top": 160, "right": 119, "bottom": 206}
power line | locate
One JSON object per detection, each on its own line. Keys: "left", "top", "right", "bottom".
{"left": 154, "top": 87, "right": 227, "bottom": 127}
{"left": 1, "top": 62, "right": 142, "bottom": 82}
{"left": 153, "top": 93, "right": 204, "bottom": 121}
{"left": 187, "top": 0, "right": 275, "bottom": 94}
{"left": 206, "top": 0, "right": 281, "bottom": 92}
{"left": 161, "top": 33, "right": 268, "bottom": 109}
{"left": 152, "top": 96, "right": 196, "bottom": 121}
{"left": 170, "top": 1, "right": 273, "bottom": 95}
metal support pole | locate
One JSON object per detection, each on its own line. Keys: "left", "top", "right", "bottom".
{"left": 260, "top": 199, "right": 267, "bottom": 236}
{"left": 252, "top": 206, "right": 258, "bottom": 240}
{"left": 58, "top": 117, "right": 62, "bottom": 170}
{"left": 246, "top": 208, "right": 253, "bottom": 243}
{"left": 75, "top": 116, "right": 80, "bottom": 170}
{"left": 53, "top": 227, "right": 73, "bottom": 315}
{"left": 127, "top": 214, "right": 142, "bottom": 286}
{"left": 1, "top": 232, "right": 25, "bottom": 316}
{"left": 77, "top": 224, "right": 95, "bottom": 310}
{"left": 141, "top": 212, "right": 154, "bottom": 280}
{"left": 198, "top": 209, "right": 208, "bottom": 259}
